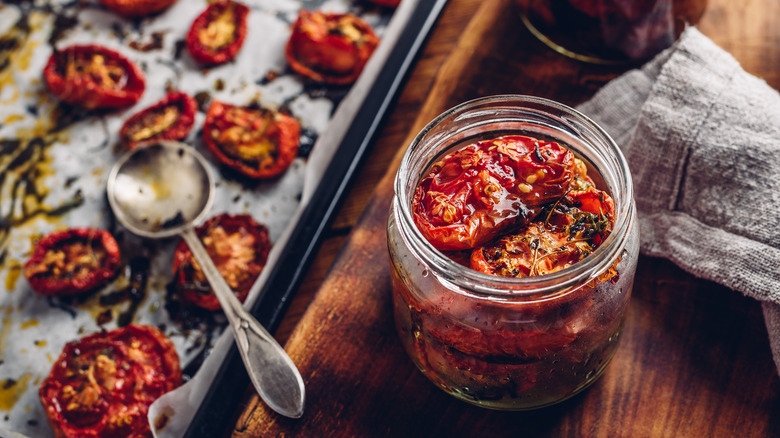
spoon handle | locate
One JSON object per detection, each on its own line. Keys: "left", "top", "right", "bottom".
{"left": 181, "top": 228, "right": 305, "bottom": 418}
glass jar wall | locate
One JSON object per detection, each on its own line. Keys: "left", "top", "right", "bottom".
{"left": 387, "top": 95, "right": 639, "bottom": 410}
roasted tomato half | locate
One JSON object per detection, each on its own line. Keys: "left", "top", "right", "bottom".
{"left": 24, "top": 228, "right": 121, "bottom": 296}
{"left": 203, "top": 100, "right": 301, "bottom": 179}
{"left": 39, "top": 325, "right": 181, "bottom": 438}
{"left": 119, "top": 91, "right": 197, "bottom": 149}
{"left": 43, "top": 45, "right": 145, "bottom": 110}
{"left": 185, "top": 0, "right": 249, "bottom": 66}
{"left": 367, "top": 0, "right": 401, "bottom": 7}
{"left": 172, "top": 213, "right": 271, "bottom": 311}
{"left": 98, "top": 0, "right": 179, "bottom": 18}
{"left": 285, "top": 10, "right": 380, "bottom": 85}
{"left": 470, "top": 222, "right": 597, "bottom": 277}
{"left": 471, "top": 185, "right": 615, "bottom": 277}
{"left": 412, "top": 135, "right": 575, "bottom": 251}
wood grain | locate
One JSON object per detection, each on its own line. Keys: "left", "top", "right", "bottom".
{"left": 235, "top": 0, "right": 780, "bottom": 436}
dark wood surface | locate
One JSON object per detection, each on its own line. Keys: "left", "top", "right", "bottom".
{"left": 230, "top": 0, "right": 780, "bottom": 436}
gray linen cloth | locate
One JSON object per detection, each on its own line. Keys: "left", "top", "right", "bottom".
{"left": 577, "top": 27, "right": 780, "bottom": 372}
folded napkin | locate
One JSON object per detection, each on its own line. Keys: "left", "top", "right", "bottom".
{"left": 577, "top": 27, "right": 780, "bottom": 373}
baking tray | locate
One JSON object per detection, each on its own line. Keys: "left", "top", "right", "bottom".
{"left": 0, "top": 0, "right": 446, "bottom": 436}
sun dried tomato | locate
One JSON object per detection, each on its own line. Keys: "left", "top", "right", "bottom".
{"left": 43, "top": 45, "right": 145, "bottom": 110}
{"left": 39, "top": 325, "right": 181, "bottom": 438}
{"left": 98, "top": 0, "right": 179, "bottom": 18}
{"left": 470, "top": 222, "right": 597, "bottom": 278}
{"left": 567, "top": 0, "right": 600, "bottom": 17}
{"left": 203, "top": 100, "right": 301, "bottom": 179}
{"left": 470, "top": 180, "right": 615, "bottom": 277}
{"left": 24, "top": 228, "right": 121, "bottom": 296}
{"left": 366, "top": 0, "right": 401, "bottom": 7}
{"left": 119, "top": 91, "right": 197, "bottom": 149}
{"left": 412, "top": 135, "right": 575, "bottom": 251}
{"left": 185, "top": 0, "right": 249, "bottom": 66}
{"left": 285, "top": 10, "right": 380, "bottom": 85}
{"left": 172, "top": 213, "right": 271, "bottom": 311}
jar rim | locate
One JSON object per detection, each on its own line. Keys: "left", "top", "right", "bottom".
{"left": 393, "top": 94, "right": 635, "bottom": 298}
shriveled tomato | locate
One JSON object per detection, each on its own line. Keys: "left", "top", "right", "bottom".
{"left": 203, "top": 100, "right": 301, "bottom": 179}
{"left": 471, "top": 183, "right": 615, "bottom": 277}
{"left": 412, "top": 135, "right": 575, "bottom": 251}
{"left": 367, "top": 0, "right": 401, "bottom": 7}
{"left": 172, "top": 213, "right": 271, "bottom": 311}
{"left": 424, "top": 315, "right": 578, "bottom": 363}
{"left": 98, "top": 0, "right": 179, "bottom": 18}
{"left": 185, "top": 0, "right": 249, "bottom": 66}
{"left": 119, "top": 91, "right": 197, "bottom": 149}
{"left": 568, "top": 0, "right": 600, "bottom": 18}
{"left": 285, "top": 10, "right": 380, "bottom": 85}
{"left": 43, "top": 45, "right": 145, "bottom": 110}
{"left": 24, "top": 228, "right": 121, "bottom": 296}
{"left": 39, "top": 325, "right": 181, "bottom": 438}
{"left": 470, "top": 222, "right": 596, "bottom": 278}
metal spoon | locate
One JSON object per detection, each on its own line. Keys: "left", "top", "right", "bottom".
{"left": 106, "top": 141, "right": 305, "bottom": 418}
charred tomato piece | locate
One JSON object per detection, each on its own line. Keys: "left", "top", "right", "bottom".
{"left": 172, "top": 213, "right": 271, "bottom": 311}
{"left": 39, "top": 325, "right": 181, "bottom": 438}
{"left": 24, "top": 228, "right": 121, "bottom": 296}
{"left": 43, "top": 45, "right": 145, "bottom": 110}
{"left": 285, "top": 10, "right": 380, "bottom": 85}
{"left": 470, "top": 222, "right": 596, "bottom": 278}
{"left": 412, "top": 135, "right": 575, "bottom": 251}
{"left": 98, "top": 0, "right": 179, "bottom": 18}
{"left": 119, "top": 91, "right": 197, "bottom": 149}
{"left": 366, "top": 0, "right": 401, "bottom": 7}
{"left": 185, "top": 0, "right": 249, "bottom": 66}
{"left": 203, "top": 100, "right": 301, "bottom": 179}
{"left": 471, "top": 185, "right": 615, "bottom": 277}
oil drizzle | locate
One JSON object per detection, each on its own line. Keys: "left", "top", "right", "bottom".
{"left": 0, "top": 373, "right": 32, "bottom": 411}
{"left": 103, "top": 257, "right": 150, "bottom": 327}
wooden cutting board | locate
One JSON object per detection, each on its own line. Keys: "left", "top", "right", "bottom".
{"left": 231, "top": 0, "right": 780, "bottom": 436}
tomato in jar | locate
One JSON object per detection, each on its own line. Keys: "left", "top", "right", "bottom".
{"left": 412, "top": 135, "right": 575, "bottom": 251}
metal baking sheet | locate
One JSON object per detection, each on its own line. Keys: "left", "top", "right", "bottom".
{"left": 0, "top": 0, "right": 409, "bottom": 436}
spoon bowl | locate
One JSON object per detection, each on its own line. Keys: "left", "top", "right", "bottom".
{"left": 107, "top": 142, "right": 213, "bottom": 239}
{"left": 107, "top": 141, "right": 305, "bottom": 419}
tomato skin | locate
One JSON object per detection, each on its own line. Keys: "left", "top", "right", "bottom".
{"left": 98, "top": 0, "right": 179, "bottom": 18}
{"left": 24, "top": 228, "right": 121, "bottom": 296}
{"left": 39, "top": 325, "right": 181, "bottom": 438}
{"left": 185, "top": 0, "right": 249, "bottom": 66}
{"left": 203, "top": 100, "right": 301, "bottom": 179}
{"left": 43, "top": 45, "right": 145, "bottom": 110}
{"left": 366, "top": 0, "right": 401, "bottom": 7}
{"left": 172, "top": 213, "right": 271, "bottom": 311}
{"left": 285, "top": 10, "right": 380, "bottom": 85}
{"left": 119, "top": 91, "right": 197, "bottom": 149}
{"left": 412, "top": 135, "right": 574, "bottom": 251}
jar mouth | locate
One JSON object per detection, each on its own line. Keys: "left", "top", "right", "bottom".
{"left": 394, "top": 95, "right": 635, "bottom": 298}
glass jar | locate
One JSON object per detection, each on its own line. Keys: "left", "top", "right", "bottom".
{"left": 516, "top": 0, "right": 708, "bottom": 63}
{"left": 387, "top": 95, "right": 639, "bottom": 410}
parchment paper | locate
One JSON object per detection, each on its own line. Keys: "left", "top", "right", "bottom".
{"left": 0, "top": 0, "right": 396, "bottom": 436}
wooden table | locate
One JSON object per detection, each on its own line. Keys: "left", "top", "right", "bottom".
{"left": 229, "top": 0, "right": 780, "bottom": 435}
